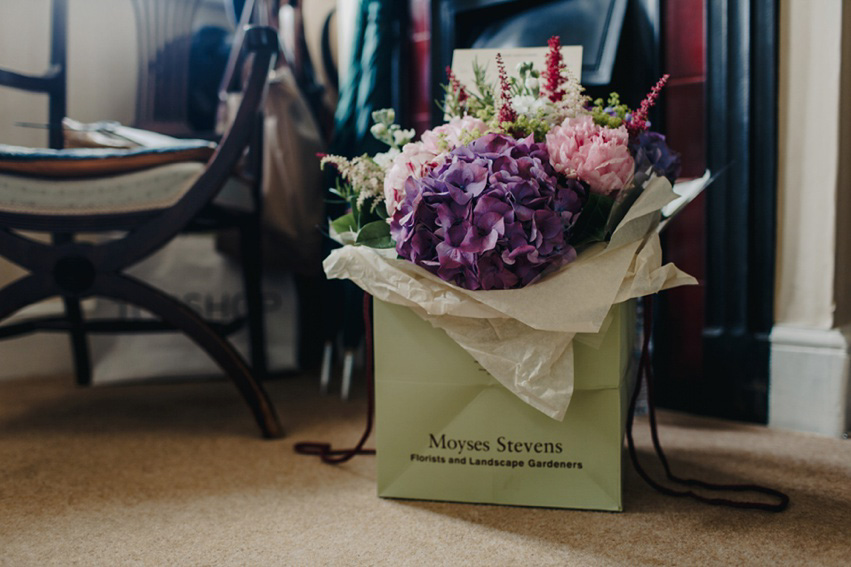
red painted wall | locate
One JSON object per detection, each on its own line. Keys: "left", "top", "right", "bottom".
{"left": 408, "top": 0, "right": 432, "bottom": 134}
{"left": 661, "top": 0, "right": 707, "bottom": 386}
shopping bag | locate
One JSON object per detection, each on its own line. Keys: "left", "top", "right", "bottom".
{"left": 373, "top": 299, "right": 637, "bottom": 511}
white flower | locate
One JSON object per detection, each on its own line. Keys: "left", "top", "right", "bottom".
{"left": 393, "top": 128, "right": 415, "bottom": 147}
{"left": 511, "top": 95, "right": 552, "bottom": 118}
{"left": 370, "top": 123, "right": 387, "bottom": 138}
{"left": 511, "top": 95, "right": 534, "bottom": 116}
{"left": 373, "top": 147, "right": 400, "bottom": 170}
{"left": 550, "top": 66, "right": 589, "bottom": 122}
{"left": 525, "top": 77, "right": 539, "bottom": 91}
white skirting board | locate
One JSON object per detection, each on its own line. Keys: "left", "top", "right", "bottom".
{"left": 769, "top": 325, "right": 851, "bottom": 437}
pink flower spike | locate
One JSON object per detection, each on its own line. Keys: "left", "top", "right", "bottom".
{"left": 496, "top": 53, "right": 517, "bottom": 124}
{"left": 543, "top": 35, "right": 566, "bottom": 102}
{"left": 445, "top": 65, "right": 469, "bottom": 106}
{"left": 628, "top": 74, "right": 670, "bottom": 135}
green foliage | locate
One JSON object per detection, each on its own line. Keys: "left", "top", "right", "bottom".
{"left": 456, "top": 128, "right": 487, "bottom": 146}
{"left": 440, "top": 83, "right": 464, "bottom": 119}
{"left": 327, "top": 177, "right": 358, "bottom": 213}
{"left": 568, "top": 192, "right": 615, "bottom": 247}
{"left": 330, "top": 212, "right": 358, "bottom": 236}
{"left": 355, "top": 220, "right": 394, "bottom": 249}
{"left": 472, "top": 60, "right": 495, "bottom": 104}
{"left": 370, "top": 109, "right": 414, "bottom": 150}
{"left": 591, "top": 92, "right": 633, "bottom": 129}
{"left": 326, "top": 167, "right": 392, "bottom": 247}
{"left": 511, "top": 61, "right": 541, "bottom": 98}
{"left": 497, "top": 113, "right": 551, "bottom": 143}
{"left": 444, "top": 59, "right": 495, "bottom": 122}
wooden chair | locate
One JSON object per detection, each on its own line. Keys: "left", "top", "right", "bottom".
{"left": 0, "top": 25, "right": 283, "bottom": 438}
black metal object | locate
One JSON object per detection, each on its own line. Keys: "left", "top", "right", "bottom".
{"left": 0, "top": 27, "right": 283, "bottom": 438}
{"left": 654, "top": 0, "right": 777, "bottom": 423}
{"left": 468, "top": 0, "right": 627, "bottom": 84}
{"left": 429, "top": 0, "right": 661, "bottom": 126}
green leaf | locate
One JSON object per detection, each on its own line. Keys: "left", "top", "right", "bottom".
{"left": 569, "top": 193, "right": 614, "bottom": 247}
{"left": 355, "top": 220, "right": 394, "bottom": 249}
{"left": 330, "top": 212, "right": 357, "bottom": 235}
{"left": 375, "top": 203, "right": 389, "bottom": 220}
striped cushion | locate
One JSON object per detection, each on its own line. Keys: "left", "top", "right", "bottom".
{"left": 0, "top": 142, "right": 215, "bottom": 178}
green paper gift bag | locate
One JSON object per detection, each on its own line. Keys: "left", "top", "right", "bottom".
{"left": 373, "top": 299, "right": 638, "bottom": 511}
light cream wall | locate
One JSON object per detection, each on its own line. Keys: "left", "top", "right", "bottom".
{"left": 775, "top": 0, "right": 847, "bottom": 329}
{"left": 0, "top": 0, "right": 53, "bottom": 148}
{"left": 0, "top": 0, "right": 137, "bottom": 147}
{"left": 0, "top": 0, "right": 137, "bottom": 288}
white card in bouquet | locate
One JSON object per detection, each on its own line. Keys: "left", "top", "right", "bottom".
{"left": 451, "top": 46, "right": 583, "bottom": 89}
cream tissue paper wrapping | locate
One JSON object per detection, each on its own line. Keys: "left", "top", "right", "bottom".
{"left": 323, "top": 176, "right": 697, "bottom": 420}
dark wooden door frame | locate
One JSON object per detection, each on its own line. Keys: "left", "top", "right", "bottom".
{"left": 429, "top": 0, "right": 640, "bottom": 127}
{"left": 655, "top": 0, "right": 777, "bottom": 423}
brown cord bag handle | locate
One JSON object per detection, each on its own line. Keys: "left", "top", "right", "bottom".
{"left": 626, "top": 295, "right": 789, "bottom": 512}
{"left": 294, "top": 292, "right": 376, "bottom": 462}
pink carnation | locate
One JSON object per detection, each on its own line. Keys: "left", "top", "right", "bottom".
{"left": 420, "top": 115, "right": 489, "bottom": 154}
{"left": 545, "top": 114, "right": 634, "bottom": 195}
{"left": 383, "top": 141, "right": 445, "bottom": 216}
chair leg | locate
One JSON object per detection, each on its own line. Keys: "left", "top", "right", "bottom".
{"left": 239, "top": 219, "right": 268, "bottom": 381}
{"left": 95, "top": 273, "right": 283, "bottom": 439}
{"left": 62, "top": 295, "right": 92, "bottom": 386}
{"left": 50, "top": 233, "right": 92, "bottom": 385}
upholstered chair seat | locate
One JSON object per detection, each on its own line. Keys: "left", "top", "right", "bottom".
{"left": 0, "top": 144, "right": 254, "bottom": 229}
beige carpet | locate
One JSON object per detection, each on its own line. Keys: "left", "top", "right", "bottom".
{"left": 0, "top": 373, "right": 848, "bottom": 566}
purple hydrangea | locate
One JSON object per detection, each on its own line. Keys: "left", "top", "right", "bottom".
{"left": 629, "top": 131, "right": 682, "bottom": 185}
{"left": 389, "top": 133, "right": 586, "bottom": 290}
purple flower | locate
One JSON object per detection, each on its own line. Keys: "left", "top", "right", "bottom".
{"left": 390, "top": 133, "right": 586, "bottom": 290}
{"left": 630, "top": 131, "right": 682, "bottom": 185}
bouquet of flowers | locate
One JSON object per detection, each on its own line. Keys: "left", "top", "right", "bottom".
{"left": 322, "top": 36, "right": 681, "bottom": 292}
{"left": 321, "top": 37, "right": 695, "bottom": 419}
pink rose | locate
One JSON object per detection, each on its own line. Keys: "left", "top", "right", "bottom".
{"left": 420, "top": 115, "right": 489, "bottom": 154}
{"left": 545, "top": 114, "right": 634, "bottom": 195}
{"left": 383, "top": 141, "right": 445, "bottom": 216}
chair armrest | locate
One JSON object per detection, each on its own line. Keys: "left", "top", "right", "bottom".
{"left": 100, "top": 25, "right": 278, "bottom": 271}
{"left": 200, "top": 25, "right": 277, "bottom": 192}
{"left": 0, "top": 65, "right": 63, "bottom": 94}
{"left": 245, "top": 24, "right": 279, "bottom": 53}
